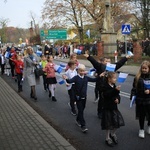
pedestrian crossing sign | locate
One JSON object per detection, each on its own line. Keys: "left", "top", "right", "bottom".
{"left": 122, "top": 24, "right": 131, "bottom": 34}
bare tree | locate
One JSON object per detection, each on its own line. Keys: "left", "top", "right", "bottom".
{"left": 29, "top": 11, "right": 40, "bottom": 36}
{"left": 76, "top": 0, "right": 132, "bottom": 33}
{"left": 0, "top": 18, "right": 9, "bottom": 43}
{"left": 130, "top": 0, "right": 150, "bottom": 38}
{"left": 42, "top": 0, "right": 91, "bottom": 43}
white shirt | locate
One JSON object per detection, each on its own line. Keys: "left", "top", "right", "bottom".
{"left": 65, "top": 68, "right": 77, "bottom": 90}
{"left": 1, "top": 55, "right": 5, "bottom": 64}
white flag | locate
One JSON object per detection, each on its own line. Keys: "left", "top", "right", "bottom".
{"left": 86, "top": 29, "right": 90, "bottom": 38}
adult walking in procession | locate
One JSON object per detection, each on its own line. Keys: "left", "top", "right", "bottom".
{"left": 23, "top": 47, "right": 40, "bottom": 101}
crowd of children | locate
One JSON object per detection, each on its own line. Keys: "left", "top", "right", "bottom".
{"left": 0, "top": 44, "right": 150, "bottom": 147}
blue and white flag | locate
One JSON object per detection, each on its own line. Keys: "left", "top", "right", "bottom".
{"left": 60, "top": 62, "right": 67, "bottom": 69}
{"left": 36, "top": 50, "right": 42, "bottom": 57}
{"left": 106, "top": 63, "right": 116, "bottom": 72}
{"left": 54, "top": 65, "right": 63, "bottom": 74}
{"left": 88, "top": 68, "right": 96, "bottom": 76}
{"left": 144, "top": 80, "right": 150, "bottom": 89}
{"left": 117, "top": 73, "right": 128, "bottom": 83}
{"left": 5, "top": 51, "right": 10, "bottom": 59}
{"left": 127, "top": 51, "right": 134, "bottom": 56}
{"left": 57, "top": 78, "right": 65, "bottom": 85}
{"left": 74, "top": 49, "right": 82, "bottom": 55}
{"left": 86, "top": 29, "right": 90, "bottom": 38}
{"left": 130, "top": 96, "right": 136, "bottom": 108}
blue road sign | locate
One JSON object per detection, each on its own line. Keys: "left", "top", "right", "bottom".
{"left": 122, "top": 24, "right": 131, "bottom": 34}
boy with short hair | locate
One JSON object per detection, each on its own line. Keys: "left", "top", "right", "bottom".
{"left": 63, "top": 64, "right": 97, "bottom": 133}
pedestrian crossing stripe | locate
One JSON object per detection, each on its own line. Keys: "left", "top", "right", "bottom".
{"left": 122, "top": 24, "right": 131, "bottom": 34}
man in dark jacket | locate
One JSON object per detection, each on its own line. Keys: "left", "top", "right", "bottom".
{"left": 84, "top": 53, "right": 131, "bottom": 119}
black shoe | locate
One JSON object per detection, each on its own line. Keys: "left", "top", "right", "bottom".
{"left": 75, "top": 120, "right": 81, "bottom": 127}
{"left": 49, "top": 91, "right": 51, "bottom": 97}
{"left": 71, "top": 110, "right": 77, "bottom": 116}
{"left": 110, "top": 134, "right": 118, "bottom": 144}
{"left": 105, "top": 139, "right": 114, "bottom": 147}
{"left": 34, "top": 97, "right": 37, "bottom": 101}
{"left": 81, "top": 126, "right": 88, "bottom": 133}
{"left": 52, "top": 96, "right": 57, "bottom": 101}
{"left": 30, "top": 93, "right": 34, "bottom": 98}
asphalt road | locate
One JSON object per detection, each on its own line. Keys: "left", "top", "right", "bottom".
{"left": 2, "top": 66, "right": 150, "bottom": 150}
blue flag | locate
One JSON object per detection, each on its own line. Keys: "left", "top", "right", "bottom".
{"left": 106, "top": 63, "right": 116, "bottom": 72}
{"left": 117, "top": 73, "right": 128, "bottom": 83}
{"left": 130, "top": 96, "right": 136, "bottom": 108}
{"left": 60, "top": 62, "right": 67, "bottom": 69}
{"left": 74, "top": 49, "right": 82, "bottom": 55}
{"left": 144, "top": 80, "right": 150, "bottom": 89}
{"left": 57, "top": 78, "right": 65, "bottom": 85}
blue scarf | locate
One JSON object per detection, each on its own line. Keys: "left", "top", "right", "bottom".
{"left": 29, "top": 55, "right": 34, "bottom": 61}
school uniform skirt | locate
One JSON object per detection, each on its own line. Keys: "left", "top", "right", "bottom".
{"left": 101, "top": 109, "right": 125, "bottom": 130}
{"left": 46, "top": 77, "right": 57, "bottom": 84}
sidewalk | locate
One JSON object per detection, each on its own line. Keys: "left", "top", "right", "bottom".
{"left": 0, "top": 77, "right": 76, "bottom": 150}
{"left": 56, "top": 57, "right": 139, "bottom": 76}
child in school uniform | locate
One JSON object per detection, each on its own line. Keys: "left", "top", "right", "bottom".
{"left": 65, "top": 53, "right": 79, "bottom": 71}
{"left": 43, "top": 55, "right": 57, "bottom": 101}
{"left": 100, "top": 71, "right": 125, "bottom": 147}
{"left": 65, "top": 60, "right": 77, "bottom": 116}
{"left": 63, "top": 64, "right": 97, "bottom": 133}
{"left": 130, "top": 60, "right": 150, "bottom": 139}
{"left": 40, "top": 54, "right": 48, "bottom": 91}
{"left": 10, "top": 54, "right": 24, "bottom": 92}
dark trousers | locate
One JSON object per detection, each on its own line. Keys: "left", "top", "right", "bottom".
{"left": 138, "top": 104, "right": 150, "bottom": 129}
{"left": 1, "top": 64, "right": 5, "bottom": 74}
{"left": 94, "top": 86, "right": 99, "bottom": 99}
{"left": 9, "top": 60, "right": 15, "bottom": 77}
{"left": 97, "top": 91, "right": 103, "bottom": 114}
{"left": 76, "top": 98, "right": 86, "bottom": 127}
{"left": 42, "top": 74, "right": 48, "bottom": 90}
{"left": 17, "top": 73, "right": 23, "bottom": 91}
{"left": 68, "top": 85, "right": 76, "bottom": 111}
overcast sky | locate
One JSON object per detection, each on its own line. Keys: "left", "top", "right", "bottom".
{"left": 0, "top": 0, "right": 44, "bottom": 28}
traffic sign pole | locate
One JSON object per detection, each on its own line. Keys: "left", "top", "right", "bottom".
{"left": 124, "top": 35, "right": 127, "bottom": 54}
{"left": 121, "top": 24, "right": 131, "bottom": 55}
